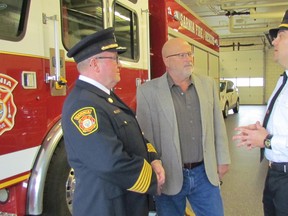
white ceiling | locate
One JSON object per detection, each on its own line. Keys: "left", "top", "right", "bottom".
{"left": 180, "top": 0, "right": 288, "bottom": 38}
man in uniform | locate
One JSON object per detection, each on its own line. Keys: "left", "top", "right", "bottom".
{"left": 62, "top": 27, "right": 165, "bottom": 216}
{"left": 233, "top": 10, "right": 288, "bottom": 215}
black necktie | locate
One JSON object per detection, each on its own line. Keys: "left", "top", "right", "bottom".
{"left": 260, "top": 72, "right": 287, "bottom": 161}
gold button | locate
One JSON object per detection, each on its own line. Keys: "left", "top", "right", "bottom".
{"left": 108, "top": 98, "right": 114, "bottom": 103}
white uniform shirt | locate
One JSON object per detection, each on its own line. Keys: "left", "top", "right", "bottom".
{"left": 265, "top": 70, "right": 288, "bottom": 162}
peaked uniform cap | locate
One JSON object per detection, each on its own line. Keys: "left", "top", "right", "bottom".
{"left": 67, "top": 27, "right": 126, "bottom": 63}
{"left": 269, "top": 10, "right": 288, "bottom": 39}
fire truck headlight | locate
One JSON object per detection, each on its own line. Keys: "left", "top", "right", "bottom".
{"left": 0, "top": 188, "right": 9, "bottom": 203}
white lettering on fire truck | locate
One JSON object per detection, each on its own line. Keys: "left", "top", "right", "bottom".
{"left": 173, "top": 9, "right": 218, "bottom": 46}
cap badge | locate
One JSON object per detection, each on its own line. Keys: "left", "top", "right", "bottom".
{"left": 101, "top": 43, "right": 118, "bottom": 51}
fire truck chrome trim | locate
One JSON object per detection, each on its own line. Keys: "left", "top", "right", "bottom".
{"left": 26, "top": 120, "right": 63, "bottom": 215}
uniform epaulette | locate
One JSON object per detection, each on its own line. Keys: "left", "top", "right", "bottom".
{"left": 146, "top": 143, "right": 157, "bottom": 153}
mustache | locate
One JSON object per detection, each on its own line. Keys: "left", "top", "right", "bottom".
{"left": 184, "top": 63, "right": 193, "bottom": 67}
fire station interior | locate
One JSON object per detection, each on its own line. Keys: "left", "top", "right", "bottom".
{"left": 1, "top": 1, "right": 287, "bottom": 216}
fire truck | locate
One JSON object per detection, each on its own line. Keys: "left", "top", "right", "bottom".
{"left": 0, "top": 0, "right": 219, "bottom": 215}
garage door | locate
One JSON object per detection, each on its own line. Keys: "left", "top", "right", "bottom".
{"left": 220, "top": 50, "right": 264, "bottom": 104}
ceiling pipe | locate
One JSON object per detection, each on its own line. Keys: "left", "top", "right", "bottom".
{"left": 211, "top": 20, "right": 278, "bottom": 30}
{"left": 196, "top": 0, "right": 239, "bottom": 5}
{"left": 249, "top": 8, "right": 284, "bottom": 19}
{"left": 221, "top": 2, "right": 288, "bottom": 10}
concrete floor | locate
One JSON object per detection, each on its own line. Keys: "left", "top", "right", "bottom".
{"left": 222, "top": 105, "right": 268, "bottom": 216}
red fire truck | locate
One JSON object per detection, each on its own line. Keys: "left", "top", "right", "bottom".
{"left": 0, "top": 0, "right": 219, "bottom": 215}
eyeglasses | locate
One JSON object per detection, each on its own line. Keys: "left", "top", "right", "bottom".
{"left": 94, "top": 56, "right": 119, "bottom": 64}
{"left": 166, "top": 52, "right": 194, "bottom": 59}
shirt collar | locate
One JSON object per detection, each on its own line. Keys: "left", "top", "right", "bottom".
{"left": 79, "top": 75, "right": 110, "bottom": 95}
{"left": 166, "top": 73, "right": 193, "bottom": 89}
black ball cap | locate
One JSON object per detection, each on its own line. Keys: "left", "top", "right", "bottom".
{"left": 67, "top": 27, "right": 126, "bottom": 63}
{"left": 269, "top": 10, "right": 288, "bottom": 39}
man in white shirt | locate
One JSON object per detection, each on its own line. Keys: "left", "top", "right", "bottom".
{"left": 233, "top": 10, "right": 288, "bottom": 216}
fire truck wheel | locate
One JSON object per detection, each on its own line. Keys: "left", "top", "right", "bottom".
{"left": 42, "top": 139, "right": 72, "bottom": 215}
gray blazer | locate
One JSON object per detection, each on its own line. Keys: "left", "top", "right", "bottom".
{"left": 136, "top": 72, "right": 231, "bottom": 195}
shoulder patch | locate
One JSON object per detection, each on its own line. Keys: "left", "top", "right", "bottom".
{"left": 71, "top": 107, "right": 98, "bottom": 136}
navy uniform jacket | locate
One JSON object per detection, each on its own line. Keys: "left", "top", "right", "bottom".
{"left": 62, "top": 79, "right": 159, "bottom": 216}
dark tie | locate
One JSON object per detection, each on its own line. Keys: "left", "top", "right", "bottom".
{"left": 260, "top": 72, "right": 287, "bottom": 161}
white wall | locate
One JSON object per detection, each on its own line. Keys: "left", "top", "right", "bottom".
{"left": 220, "top": 36, "right": 283, "bottom": 105}
{"left": 220, "top": 50, "right": 264, "bottom": 104}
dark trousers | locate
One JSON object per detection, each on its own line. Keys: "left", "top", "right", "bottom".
{"left": 263, "top": 167, "right": 288, "bottom": 216}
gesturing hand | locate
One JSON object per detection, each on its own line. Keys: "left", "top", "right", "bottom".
{"left": 232, "top": 121, "right": 268, "bottom": 149}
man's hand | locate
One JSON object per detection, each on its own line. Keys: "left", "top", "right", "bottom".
{"left": 217, "top": 164, "right": 229, "bottom": 182}
{"left": 232, "top": 121, "right": 268, "bottom": 150}
{"left": 151, "top": 160, "right": 165, "bottom": 195}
